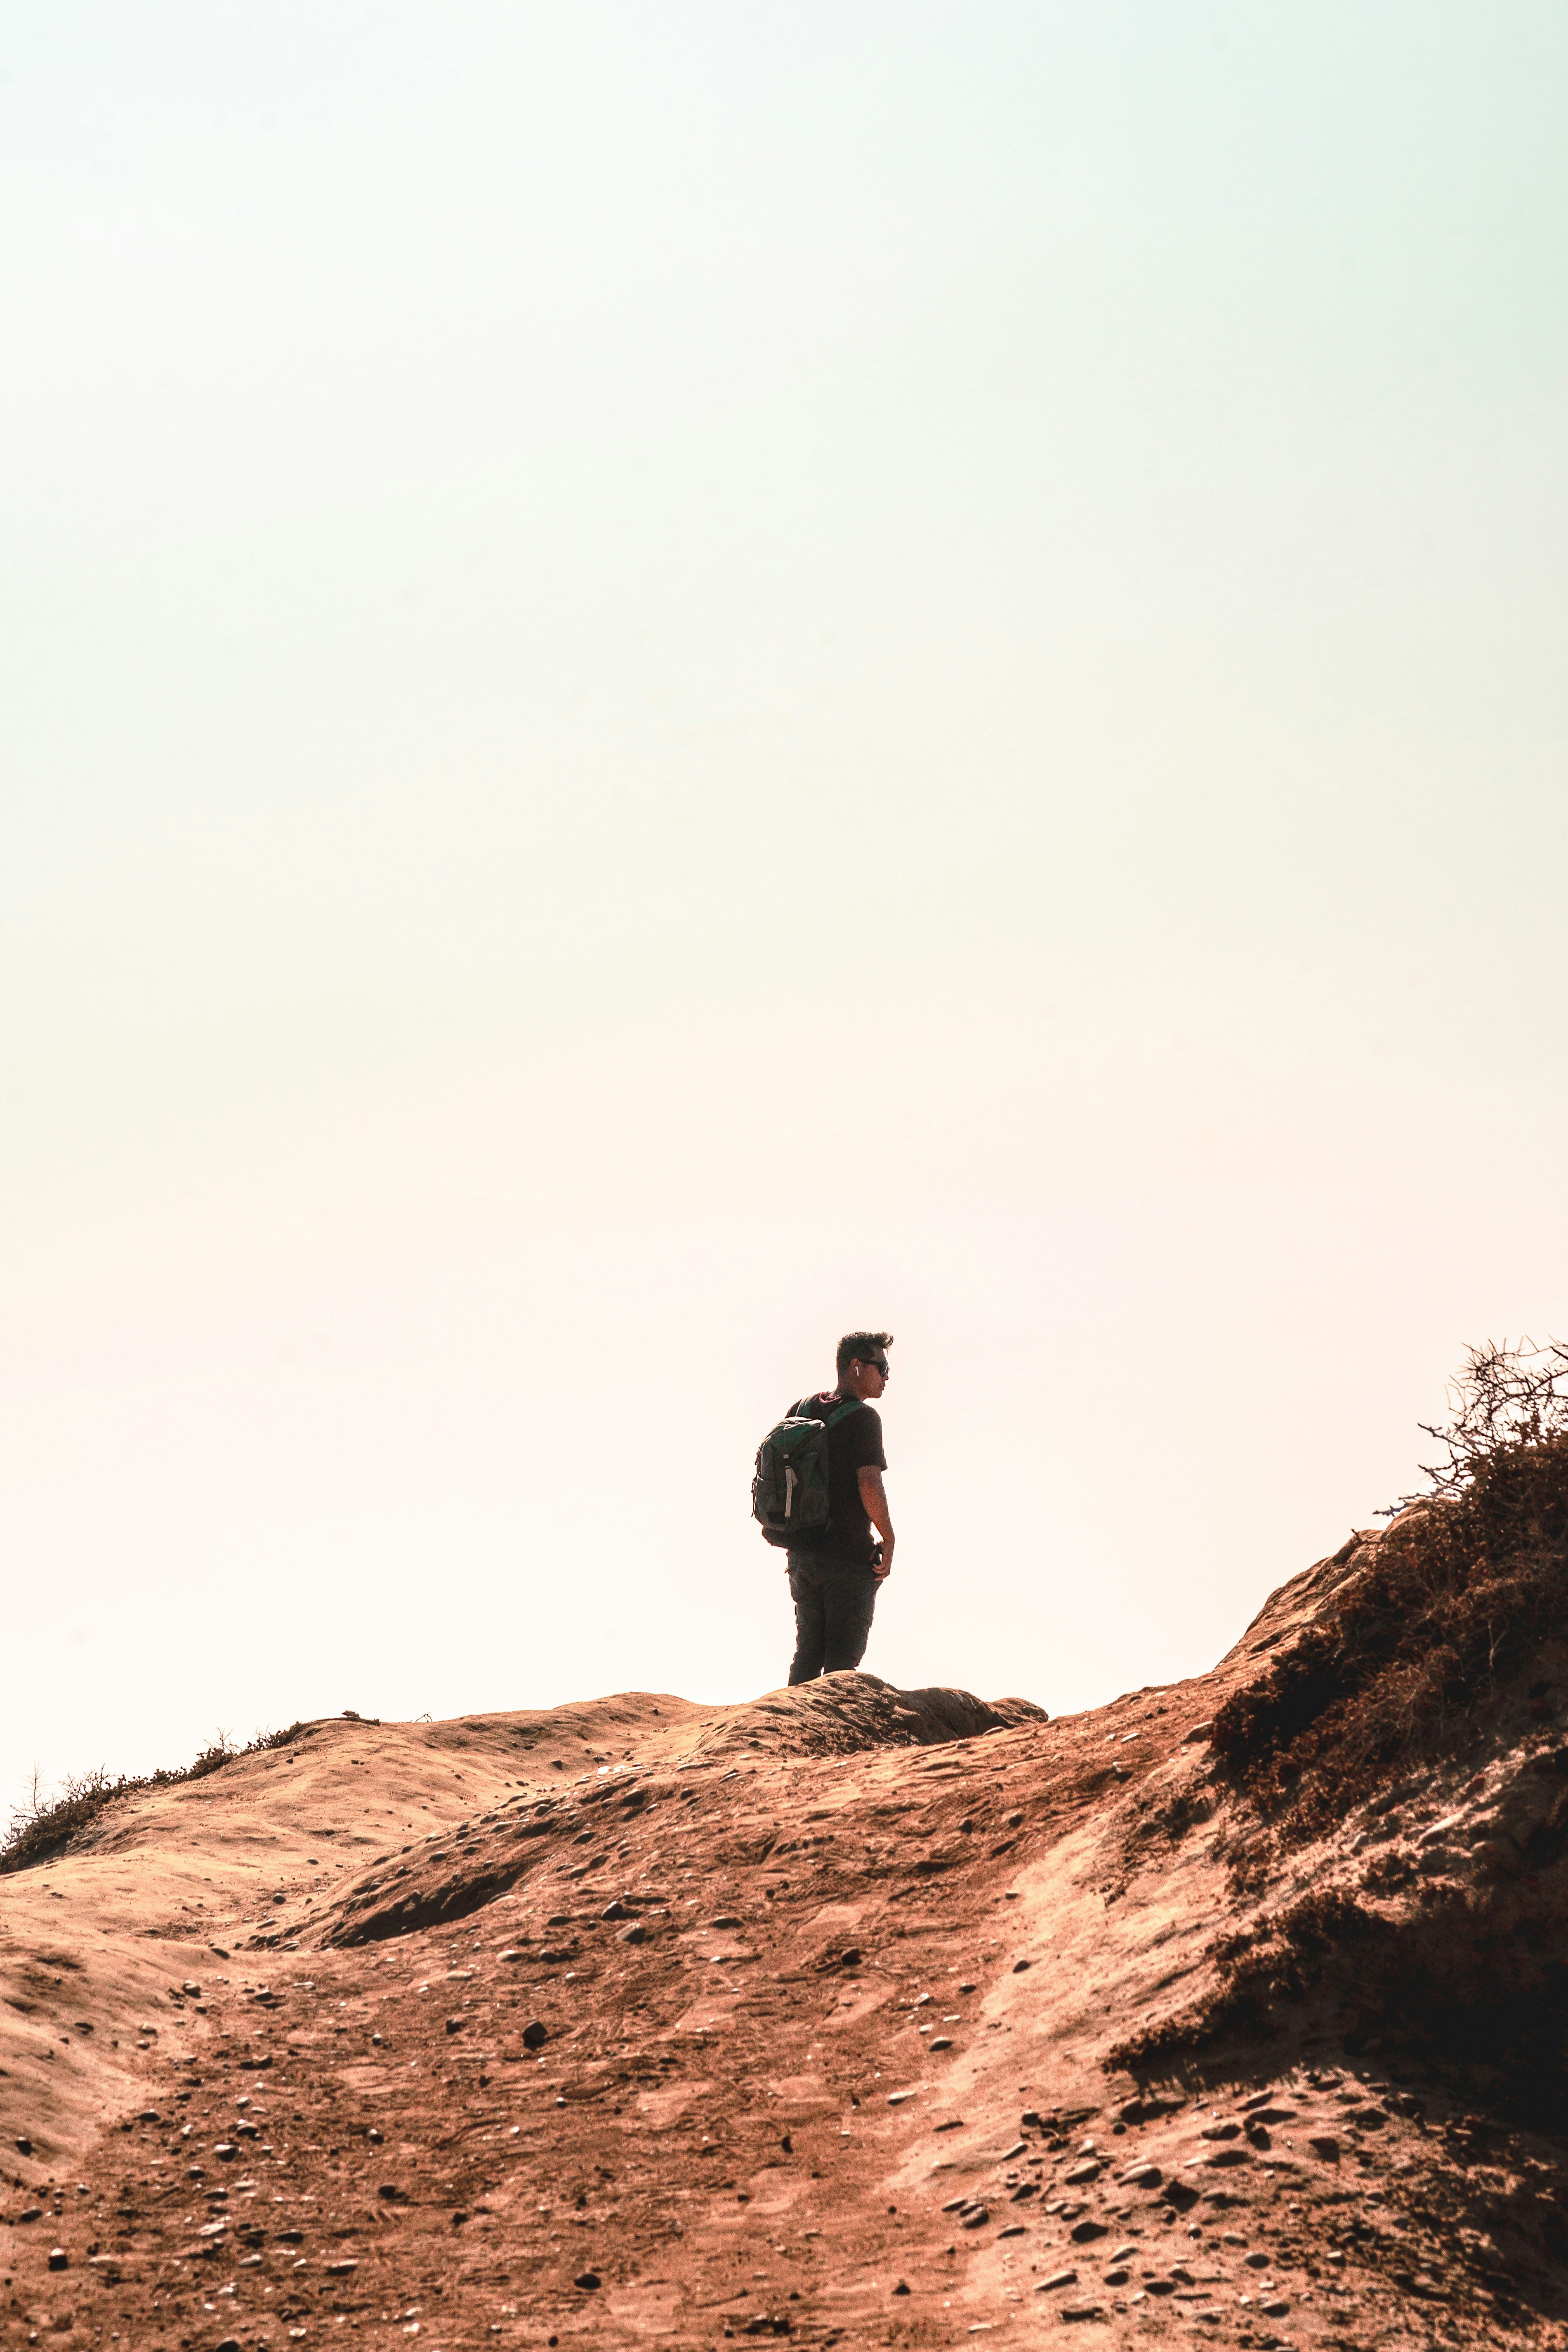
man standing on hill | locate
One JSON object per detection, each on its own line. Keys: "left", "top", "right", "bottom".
{"left": 785, "top": 1331, "right": 895, "bottom": 1685}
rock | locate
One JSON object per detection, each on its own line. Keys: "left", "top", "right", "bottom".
{"left": 574, "top": 2270, "right": 601, "bottom": 2290}
{"left": 1307, "top": 2135, "right": 1339, "bottom": 2161}
{"left": 138, "top": 2109, "right": 162, "bottom": 2123}
{"left": 1021, "top": 2109, "right": 1044, "bottom": 2128}
{"left": 1203, "top": 2147, "right": 1250, "bottom": 2168}
{"left": 600, "top": 1900, "right": 631, "bottom": 1920}
{"left": 1005, "top": 1809, "right": 1024, "bottom": 1827}
{"left": 1182, "top": 1722, "right": 1214, "bottom": 1744}
{"left": 960, "top": 2207, "right": 990, "bottom": 2229}
{"left": 181, "top": 1980, "right": 201, "bottom": 1995}
{"left": 444, "top": 2017, "right": 465, "bottom": 2034}
{"left": 1063, "top": 2160, "right": 1102, "bottom": 2185}
{"left": 1061, "top": 2307, "right": 1108, "bottom": 2323}
{"left": 1200, "top": 2121, "right": 1240, "bottom": 2139}
{"left": 619, "top": 1923, "right": 648, "bottom": 1945}
{"left": 18, "top": 2208, "right": 42, "bottom": 2224}
{"left": 377, "top": 2183, "right": 408, "bottom": 2201}
{"left": 1012, "top": 1958, "right": 1032, "bottom": 1973}
{"left": 48, "top": 2246, "right": 68, "bottom": 2271}
{"left": 498, "top": 1949, "right": 524, "bottom": 1962}
{"left": 324, "top": 2260, "right": 358, "bottom": 2275}
{"left": 1070, "top": 2220, "right": 1108, "bottom": 2244}
{"left": 892, "top": 2279, "right": 911, "bottom": 2295}
{"left": 215, "top": 2339, "right": 243, "bottom": 2352}
{"left": 214, "top": 2143, "right": 238, "bottom": 2160}
{"left": 14, "top": 2137, "right": 31, "bottom": 2156}
{"left": 711, "top": 1914, "right": 741, "bottom": 1927}
{"left": 929, "top": 2036, "right": 953, "bottom": 2050}
{"left": 1035, "top": 2270, "right": 1078, "bottom": 2291}
{"left": 1261, "top": 2299, "right": 1290, "bottom": 2317}
{"left": 888, "top": 2090, "right": 916, "bottom": 2105}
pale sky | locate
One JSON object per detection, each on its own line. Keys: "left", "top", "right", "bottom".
{"left": 5, "top": 2, "right": 1567, "bottom": 1814}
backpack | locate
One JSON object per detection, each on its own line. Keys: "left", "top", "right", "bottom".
{"left": 751, "top": 1395, "right": 866, "bottom": 1549}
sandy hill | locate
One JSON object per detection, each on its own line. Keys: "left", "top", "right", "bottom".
{"left": 4, "top": 1517, "right": 1568, "bottom": 2350}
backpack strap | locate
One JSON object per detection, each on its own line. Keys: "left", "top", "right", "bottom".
{"left": 825, "top": 1398, "right": 867, "bottom": 1429}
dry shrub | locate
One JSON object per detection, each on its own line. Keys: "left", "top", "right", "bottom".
{"left": 1211, "top": 1343, "right": 1568, "bottom": 1843}
{"left": 1, "top": 1721, "right": 307, "bottom": 1874}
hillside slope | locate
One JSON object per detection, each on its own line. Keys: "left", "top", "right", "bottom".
{"left": 5, "top": 1530, "right": 1568, "bottom": 2350}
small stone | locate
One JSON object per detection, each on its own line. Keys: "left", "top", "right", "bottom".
{"left": 19, "top": 2208, "right": 42, "bottom": 2224}
{"left": 498, "top": 1948, "right": 524, "bottom": 1962}
{"left": 14, "top": 2136, "right": 31, "bottom": 2155}
{"left": 214, "top": 2142, "right": 238, "bottom": 2160}
{"left": 619, "top": 1923, "right": 648, "bottom": 1945}
{"left": 1035, "top": 2270, "right": 1078, "bottom": 2291}
{"left": 1020, "top": 2109, "right": 1043, "bottom": 2128}
{"left": 1182, "top": 1721, "right": 1214, "bottom": 1744}
{"left": 1120, "top": 2162, "right": 1161, "bottom": 2186}
{"left": 215, "top": 2339, "right": 243, "bottom": 2352}
{"left": 445, "top": 2016, "right": 465, "bottom": 2034}
{"left": 1005, "top": 1809, "right": 1023, "bottom": 1827}
{"left": 997, "top": 2224, "right": 1028, "bottom": 2239}
{"left": 888, "top": 2090, "right": 916, "bottom": 2105}
{"left": 600, "top": 1900, "right": 631, "bottom": 1920}
{"left": 960, "top": 2206, "right": 990, "bottom": 2229}
{"left": 1063, "top": 2159, "right": 1102, "bottom": 2185}
{"left": 929, "top": 2036, "right": 953, "bottom": 2050}
{"left": 574, "top": 2270, "right": 601, "bottom": 2290}
{"left": 1260, "top": 2299, "right": 1290, "bottom": 2318}
{"left": 48, "top": 2248, "right": 68, "bottom": 2271}
{"left": 377, "top": 2183, "right": 408, "bottom": 2201}
{"left": 1070, "top": 2219, "right": 1108, "bottom": 2244}
{"left": 1104, "top": 2268, "right": 1130, "bottom": 2285}
{"left": 324, "top": 2260, "right": 358, "bottom": 2275}
{"left": 892, "top": 2280, "right": 910, "bottom": 2295}
{"left": 1307, "top": 2134, "right": 1339, "bottom": 2161}
{"left": 711, "top": 1914, "right": 741, "bottom": 1928}
{"left": 182, "top": 1980, "right": 202, "bottom": 1995}
{"left": 1061, "top": 2307, "right": 1108, "bottom": 2324}
{"left": 138, "top": 2109, "right": 162, "bottom": 2123}
{"left": 1013, "top": 1957, "right": 1032, "bottom": 1973}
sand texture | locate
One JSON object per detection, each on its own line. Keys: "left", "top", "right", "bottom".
{"left": 5, "top": 1535, "right": 1568, "bottom": 2346}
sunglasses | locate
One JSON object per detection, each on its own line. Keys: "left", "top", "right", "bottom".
{"left": 863, "top": 1360, "right": 890, "bottom": 1377}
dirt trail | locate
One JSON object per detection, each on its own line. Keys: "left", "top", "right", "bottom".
{"left": 5, "top": 1541, "right": 1568, "bottom": 2350}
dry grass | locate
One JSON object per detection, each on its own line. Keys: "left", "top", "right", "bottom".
{"left": 1110, "top": 1346, "right": 1568, "bottom": 2126}
{"left": 1211, "top": 1346, "right": 1568, "bottom": 1844}
{"left": 1, "top": 1722, "right": 307, "bottom": 1874}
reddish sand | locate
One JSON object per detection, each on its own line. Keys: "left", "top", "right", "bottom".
{"left": 4, "top": 1540, "right": 1566, "bottom": 2348}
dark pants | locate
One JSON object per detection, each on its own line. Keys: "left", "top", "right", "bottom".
{"left": 787, "top": 1551, "right": 880, "bottom": 1684}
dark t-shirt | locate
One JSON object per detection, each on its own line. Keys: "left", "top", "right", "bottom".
{"left": 788, "top": 1391, "right": 887, "bottom": 1566}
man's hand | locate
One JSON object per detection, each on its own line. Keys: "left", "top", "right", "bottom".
{"left": 858, "top": 1465, "right": 894, "bottom": 1581}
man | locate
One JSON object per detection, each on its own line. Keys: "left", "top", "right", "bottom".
{"left": 785, "top": 1331, "right": 895, "bottom": 1685}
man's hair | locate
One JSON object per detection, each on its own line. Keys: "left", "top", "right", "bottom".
{"left": 837, "top": 1330, "right": 893, "bottom": 1378}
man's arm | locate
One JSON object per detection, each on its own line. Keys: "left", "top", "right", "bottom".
{"left": 858, "top": 1465, "right": 894, "bottom": 1579}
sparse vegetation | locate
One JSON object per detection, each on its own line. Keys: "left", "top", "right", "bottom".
{"left": 2, "top": 1721, "right": 307, "bottom": 1874}
{"left": 1211, "top": 1341, "right": 1568, "bottom": 1844}
{"left": 1111, "top": 1344, "right": 1568, "bottom": 2127}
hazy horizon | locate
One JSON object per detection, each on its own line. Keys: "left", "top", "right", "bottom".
{"left": 5, "top": 2, "right": 1567, "bottom": 1814}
